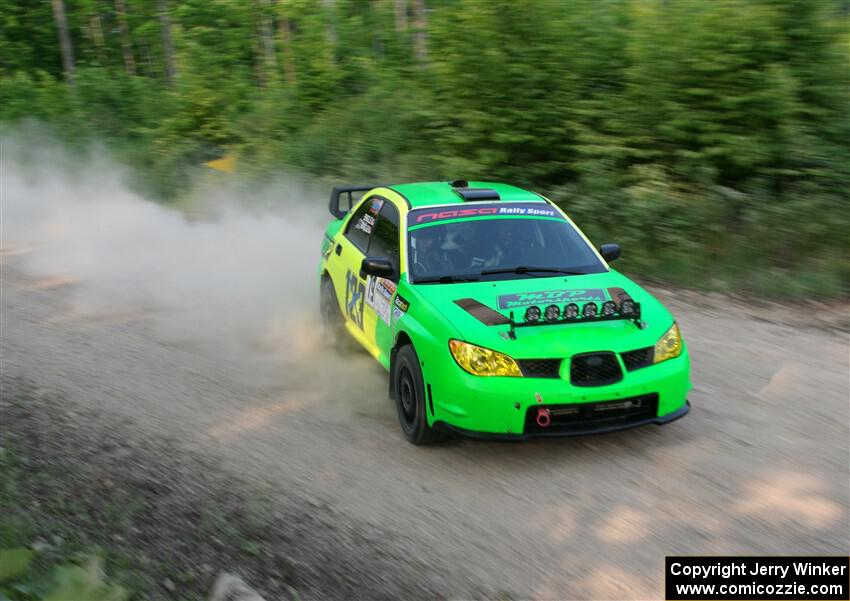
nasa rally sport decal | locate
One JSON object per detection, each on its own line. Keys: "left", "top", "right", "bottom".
{"left": 497, "top": 288, "right": 606, "bottom": 310}
{"left": 408, "top": 203, "right": 564, "bottom": 225}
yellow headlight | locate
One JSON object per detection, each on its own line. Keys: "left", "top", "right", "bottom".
{"left": 654, "top": 322, "right": 683, "bottom": 364}
{"left": 448, "top": 340, "right": 523, "bottom": 377}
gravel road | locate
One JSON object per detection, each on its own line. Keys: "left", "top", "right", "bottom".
{"left": 2, "top": 245, "right": 848, "bottom": 599}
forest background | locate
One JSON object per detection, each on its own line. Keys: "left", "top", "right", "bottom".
{"left": 2, "top": 0, "right": 848, "bottom": 297}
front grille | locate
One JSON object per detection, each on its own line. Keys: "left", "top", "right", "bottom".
{"left": 570, "top": 352, "right": 623, "bottom": 386}
{"left": 524, "top": 393, "right": 659, "bottom": 434}
{"left": 621, "top": 346, "right": 654, "bottom": 371}
{"left": 517, "top": 358, "right": 562, "bottom": 378}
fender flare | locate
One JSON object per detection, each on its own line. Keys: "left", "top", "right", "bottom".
{"left": 388, "top": 331, "right": 413, "bottom": 400}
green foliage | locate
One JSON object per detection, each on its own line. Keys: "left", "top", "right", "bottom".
{"left": 42, "top": 558, "right": 126, "bottom": 601}
{"left": 0, "top": 549, "right": 34, "bottom": 582}
{"left": 0, "top": 551, "right": 126, "bottom": 601}
{"left": 1, "top": 0, "right": 848, "bottom": 297}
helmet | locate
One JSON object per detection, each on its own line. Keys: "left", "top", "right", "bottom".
{"left": 416, "top": 226, "right": 443, "bottom": 245}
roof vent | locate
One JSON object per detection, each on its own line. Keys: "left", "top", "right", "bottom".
{"left": 454, "top": 188, "right": 501, "bottom": 201}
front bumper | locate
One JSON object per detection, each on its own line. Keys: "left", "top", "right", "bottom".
{"left": 434, "top": 400, "right": 690, "bottom": 441}
{"left": 425, "top": 351, "right": 691, "bottom": 437}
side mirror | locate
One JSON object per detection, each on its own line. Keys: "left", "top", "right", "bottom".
{"left": 599, "top": 243, "right": 621, "bottom": 262}
{"left": 360, "top": 257, "right": 395, "bottom": 280}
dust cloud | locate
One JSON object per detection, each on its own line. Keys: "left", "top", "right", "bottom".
{"left": 3, "top": 128, "right": 393, "bottom": 437}
{"left": 2, "top": 129, "right": 332, "bottom": 362}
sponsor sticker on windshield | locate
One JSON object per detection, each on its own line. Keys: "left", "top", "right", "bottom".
{"left": 355, "top": 212, "right": 375, "bottom": 235}
{"left": 498, "top": 288, "right": 606, "bottom": 309}
{"left": 409, "top": 203, "right": 563, "bottom": 226}
{"left": 368, "top": 197, "right": 384, "bottom": 214}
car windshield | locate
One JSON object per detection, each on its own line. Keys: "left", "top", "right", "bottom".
{"left": 407, "top": 215, "right": 606, "bottom": 283}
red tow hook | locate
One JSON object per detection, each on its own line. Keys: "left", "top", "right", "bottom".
{"left": 535, "top": 407, "right": 551, "bottom": 428}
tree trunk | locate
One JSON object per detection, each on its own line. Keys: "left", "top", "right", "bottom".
{"left": 157, "top": 0, "right": 176, "bottom": 85}
{"left": 257, "top": 0, "right": 276, "bottom": 85}
{"left": 322, "top": 0, "right": 337, "bottom": 54}
{"left": 277, "top": 13, "right": 296, "bottom": 84}
{"left": 412, "top": 0, "right": 427, "bottom": 61}
{"left": 394, "top": 0, "right": 407, "bottom": 32}
{"left": 363, "top": 0, "right": 381, "bottom": 57}
{"left": 114, "top": 0, "right": 137, "bottom": 76}
{"left": 88, "top": 13, "right": 106, "bottom": 63}
{"left": 142, "top": 38, "right": 155, "bottom": 74}
{"left": 252, "top": 34, "right": 267, "bottom": 87}
{"left": 51, "top": 0, "right": 75, "bottom": 85}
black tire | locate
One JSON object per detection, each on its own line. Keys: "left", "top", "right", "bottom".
{"left": 320, "top": 276, "right": 347, "bottom": 346}
{"left": 393, "top": 344, "right": 443, "bottom": 445}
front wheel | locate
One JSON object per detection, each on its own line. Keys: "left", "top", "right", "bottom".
{"left": 393, "top": 345, "right": 443, "bottom": 445}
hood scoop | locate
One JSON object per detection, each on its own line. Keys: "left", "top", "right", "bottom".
{"left": 454, "top": 298, "right": 511, "bottom": 325}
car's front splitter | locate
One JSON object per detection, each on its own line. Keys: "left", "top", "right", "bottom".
{"left": 433, "top": 400, "right": 691, "bottom": 442}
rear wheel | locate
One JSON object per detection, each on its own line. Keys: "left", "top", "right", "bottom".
{"left": 320, "top": 276, "right": 347, "bottom": 346}
{"left": 393, "top": 344, "right": 443, "bottom": 445}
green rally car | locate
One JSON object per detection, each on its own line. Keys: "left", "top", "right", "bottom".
{"left": 319, "top": 181, "right": 691, "bottom": 444}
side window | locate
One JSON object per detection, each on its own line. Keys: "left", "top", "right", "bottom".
{"left": 344, "top": 196, "right": 382, "bottom": 251}
{"left": 368, "top": 202, "right": 400, "bottom": 269}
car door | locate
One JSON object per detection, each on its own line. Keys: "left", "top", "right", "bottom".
{"left": 327, "top": 196, "right": 376, "bottom": 350}
{"left": 325, "top": 195, "right": 394, "bottom": 356}
{"left": 362, "top": 200, "right": 400, "bottom": 365}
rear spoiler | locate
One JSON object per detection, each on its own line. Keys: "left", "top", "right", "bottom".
{"left": 329, "top": 185, "right": 381, "bottom": 219}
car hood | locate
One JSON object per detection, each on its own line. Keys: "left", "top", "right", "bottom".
{"left": 411, "top": 270, "right": 674, "bottom": 357}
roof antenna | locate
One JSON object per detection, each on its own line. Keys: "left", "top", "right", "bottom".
{"left": 451, "top": 180, "right": 468, "bottom": 188}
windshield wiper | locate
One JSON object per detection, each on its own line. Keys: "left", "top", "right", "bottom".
{"left": 480, "top": 266, "right": 588, "bottom": 277}
{"left": 415, "top": 274, "right": 480, "bottom": 284}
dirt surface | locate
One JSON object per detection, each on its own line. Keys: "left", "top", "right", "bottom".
{"left": 2, "top": 254, "right": 849, "bottom": 600}
{"left": 1, "top": 377, "right": 450, "bottom": 601}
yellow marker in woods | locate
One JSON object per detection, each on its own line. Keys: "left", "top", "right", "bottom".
{"left": 204, "top": 154, "right": 236, "bottom": 173}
